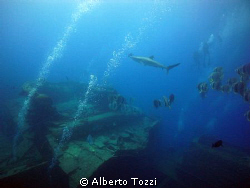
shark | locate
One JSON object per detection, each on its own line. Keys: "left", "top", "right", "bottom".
{"left": 128, "top": 53, "right": 180, "bottom": 74}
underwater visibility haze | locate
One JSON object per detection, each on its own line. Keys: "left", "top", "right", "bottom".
{"left": 1, "top": 0, "right": 250, "bottom": 187}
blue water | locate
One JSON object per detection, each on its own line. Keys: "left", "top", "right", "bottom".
{"left": 1, "top": 0, "right": 250, "bottom": 153}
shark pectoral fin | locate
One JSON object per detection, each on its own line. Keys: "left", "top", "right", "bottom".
{"left": 166, "top": 63, "right": 181, "bottom": 74}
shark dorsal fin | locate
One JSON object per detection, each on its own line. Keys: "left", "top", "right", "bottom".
{"left": 149, "top": 55, "right": 154, "bottom": 60}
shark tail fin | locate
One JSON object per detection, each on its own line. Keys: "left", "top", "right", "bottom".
{"left": 166, "top": 63, "right": 181, "bottom": 74}
{"left": 128, "top": 53, "right": 133, "bottom": 57}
